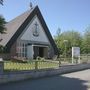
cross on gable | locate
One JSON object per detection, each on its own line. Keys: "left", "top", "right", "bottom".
{"left": 34, "top": 22, "right": 38, "bottom": 28}
{"left": 33, "top": 22, "right": 39, "bottom": 37}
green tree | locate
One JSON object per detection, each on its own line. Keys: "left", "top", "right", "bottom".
{"left": 82, "top": 27, "right": 90, "bottom": 54}
{"left": 54, "top": 28, "right": 61, "bottom": 56}
{"left": 0, "top": 15, "right": 6, "bottom": 53}
{"left": 0, "top": 15, "right": 6, "bottom": 34}
{"left": 0, "top": 0, "right": 3, "bottom": 5}
{"left": 54, "top": 30, "right": 82, "bottom": 57}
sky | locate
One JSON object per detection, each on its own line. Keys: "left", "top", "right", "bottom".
{"left": 0, "top": 0, "right": 90, "bottom": 36}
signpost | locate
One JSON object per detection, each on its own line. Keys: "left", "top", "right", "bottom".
{"left": 72, "top": 47, "right": 80, "bottom": 64}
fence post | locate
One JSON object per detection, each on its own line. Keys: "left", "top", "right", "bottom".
{"left": 35, "top": 60, "right": 38, "bottom": 70}
{"left": 0, "top": 58, "right": 4, "bottom": 74}
{"left": 57, "top": 58, "right": 61, "bottom": 67}
{"left": 59, "top": 59, "right": 61, "bottom": 67}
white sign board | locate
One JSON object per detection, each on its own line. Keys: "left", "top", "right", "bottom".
{"left": 72, "top": 47, "right": 80, "bottom": 64}
{"left": 0, "top": 58, "right": 3, "bottom": 62}
{"left": 72, "top": 47, "right": 80, "bottom": 57}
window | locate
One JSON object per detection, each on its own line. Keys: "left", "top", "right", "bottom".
{"left": 16, "top": 42, "right": 27, "bottom": 58}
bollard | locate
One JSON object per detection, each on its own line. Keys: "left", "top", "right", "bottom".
{"left": 0, "top": 58, "right": 4, "bottom": 74}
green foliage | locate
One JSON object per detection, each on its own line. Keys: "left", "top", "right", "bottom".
{"left": 0, "top": 45, "right": 7, "bottom": 53}
{"left": 0, "top": 45, "right": 4, "bottom": 53}
{"left": 0, "top": 15, "right": 6, "bottom": 34}
{"left": 36, "top": 56, "right": 45, "bottom": 61}
{"left": 0, "top": 0, "right": 3, "bottom": 5}
{"left": 54, "top": 27, "right": 90, "bottom": 57}
{"left": 0, "top": 15, "right": 6, "bottom": 53}
{"left": 54, "top": 30, "right": 82, "bottom": 57}
{"left": 81, "top": 28, "right": 90, "bottom": 54}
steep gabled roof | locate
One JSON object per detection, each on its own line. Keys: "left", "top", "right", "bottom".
{"left": 0, "top": 7, "right": 35, "bottom": 46}
{"left": 0, "top": 6, "right": 58, "bottom": 54}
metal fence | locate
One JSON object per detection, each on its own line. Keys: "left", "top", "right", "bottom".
{"left": 80, "top": 54, "right": 90, "bottom": 63}
{"left": 3, "top": 54, "right": 90, "bottom": 71}
{"left": 59, "top": 54, "right": 90, "bottom": 64}
{"left": 4, "top": 60, "right": 59, "bottom": 71}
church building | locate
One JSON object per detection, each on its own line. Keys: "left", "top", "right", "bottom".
{"left": 0, "top": 6, "right": 58, "bottom": 60}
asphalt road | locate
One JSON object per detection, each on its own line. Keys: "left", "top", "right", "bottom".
{"left": 0, "top": 69, "right": 90, "bottom": 90}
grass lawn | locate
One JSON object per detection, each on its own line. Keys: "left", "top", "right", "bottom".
{"left": 4, "top": 60, "right": 59, "bottom": 71}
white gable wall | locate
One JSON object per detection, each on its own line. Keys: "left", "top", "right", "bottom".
{"left": 20, "top": 16, "right": 49, "bottom": 44}
{"left": 16, "top": 15, "right": 55, "bottom": 59}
